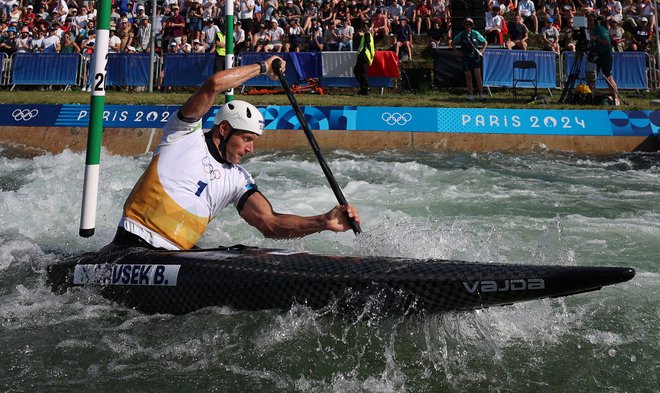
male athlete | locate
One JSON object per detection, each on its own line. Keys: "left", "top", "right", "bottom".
{"left": 112, "top": 56, "right": 361, "bottom": 250}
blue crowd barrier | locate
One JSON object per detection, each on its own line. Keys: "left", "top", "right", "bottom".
{"left": 483, "top": 49, "right": 558, "bottom": 88}
{"left": 162, "top": 53, "right": 214, "bottom": 87}
{"left": 106, "top": 53, "right": 151, "bottom": 86}
{"left": 12, "top": 53, "right": 81, "bottom": 86}
{"left": 240, "top": 52, "right": 316, "bottom": 86}
{"left": 564, "top": 51, "right": 647, "bottom": 90}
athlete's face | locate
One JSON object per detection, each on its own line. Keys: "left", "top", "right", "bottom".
{"left": 223, "top": 127, "right": 259, "bottom": 164}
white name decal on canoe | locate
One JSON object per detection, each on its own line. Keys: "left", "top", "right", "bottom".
{"left": 462, "top": 278, "right": 545, "bottom": 293}
{"left": 73, "top": 264, "right": 181, "bottom": 286}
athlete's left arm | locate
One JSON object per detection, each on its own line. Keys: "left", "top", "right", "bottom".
{"left": 238, "top": 192, "right": 361, "bottom": 239}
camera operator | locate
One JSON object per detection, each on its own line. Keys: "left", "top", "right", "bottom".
{"left": 587, "top": 15, "right": 619, "bottom": 105}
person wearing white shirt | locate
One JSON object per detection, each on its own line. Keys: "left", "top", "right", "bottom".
{"left": 201, "top": 18, "right": 220, "bottom": 51}
{"left": 485, "top": 7, "right": 504, "bottom": 45}
{"left": 517, "top": 0, "right": 538, "bottom": 33}
{"left": 265, "top": 19, "right": 284, "bottom": 51}
{"left": 238, "top": 0, "right": 255, "bottom": 40}
{"left": 108, "top": 27, "right": 121, "bottom": 53}
{"left": 337, "top": 18, "right": 354, "bottom": 51}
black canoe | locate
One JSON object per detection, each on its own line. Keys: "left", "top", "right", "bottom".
{"left": 46, "top": 245, "right": 635, "bottom": 315}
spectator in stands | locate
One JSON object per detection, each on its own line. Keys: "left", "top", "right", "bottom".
{"left": 415, "top": 0, "right": 432, "bottom": 34}
{"left": 451, "top": 18, "right": 487, "bottom": 101}
{"left": 265, "top": 19, "right": 284, "bottom": 51}
{"left": 239, "top": 0, "right": 256, "bottom": 43}
{"left": 8, "top": 3, "right": 21, "bottom": 24}
{"left": 118, "top": 17, "right": 134, "bottom": 52}
{"left": 334, "top": 0, "right": 349, "bottom": 26}
{"left": 262, "top": 0, "right": 279, "bottom": 24}
{"left": 15, "top": 26, "right": 32, "bottom": 52}
{"left": 395, "top": 15, "right": 413, "bottom": 60}
{"left": 282, "top": 0, "right": 302, "bottom": 28}
{"left": 187, "top": 0, "right": 204, "bottom": 42}
{"left": 60, "top": 31, "right": 80, "bottom": 53}
{"left": 306, "top": 18, "right": 324, "bottom": 51}
{"left": 234, "top": 20, "right": 247, "bottom": 53}
{"left": 253, "top": 23, "right": 270, "bottom": 52}
{"left": 541, "top": 17, "right": 560, "bottom": 54}
{"left": 542, "top": 0, "right": 561, "bottom": 27}
{"left": 323, "top": 22, "right": 339, "bottom": 50}
{"left": 136, "top": 16, "right": 151, "bottom": 52}
{"left": 507, "top": 14, "right": 529, "bottom": 49}
{"left": 606, "top": 0, "right": 624, "bottom": 23}
{"left": 639, "top": 0, "right": 655, "bottom": 30}
{"left": 202, "top": 18, "right": 219, "bottom": 52}
{"left": 22, "top": 5, "right": 35, "bottom": 28}
{"left": 402, "top": 0, "right": 416, "bottom": 23}
{"left": 302, "top": 0, "right": 320, "bottom": 32}
{"left": 588, "top": 14, "right": 619, "bottom": 105}
{"left": 388, "top": 0, "right": 404, "bottom": 34}
{"left": 337, "top": 17, "right": 354, "bottom": 50}
{"left": 42, "top": 27, "right": 61, "bottom": 52}
{"left": 428, "top": 17, "right": 449, "bottom": 47}
{"left": 608, "top": 19, "right": 625, "bottom": 52}
{"left": 354, "top": 0, "right": 373, "bottom": 22}
{"left": 372, "top": 7, "right": 390, "bottom": 39}
{"left": 320, "top": 1, "right": 336, "bottom": 27}
{"left": 108, "top": 26, "right": 121, "bottom": 53}
{"left": 168, "top": 40, "right": 179, "bottom": 53}
{"left": 558, "top": 0, "right": 575, "bottom": 29}
{"left": 285, "top": 17, "right": 304, "bottom": 51}
{"left": 485, "top": 5, "right": 504, "bottom": 45}
{"left": 31, "top": 29, "right": 45, "bottom": 52}
{"left": 0, "top": 27, "right": 16, "bottom": 54}
{"left": 179, "top": 35, "right": 192, "bottom": 53}
{"left": 631, "top": 16, "right": 652, "bottom": 52}
{"left": 169, "top": 4, "right": 186, "bottom": 45}
{"left": 518, "top": 0, "right": 538, "bottom": 33}
{"left": 558, "top": 15, "right": 575, "bottom": 51}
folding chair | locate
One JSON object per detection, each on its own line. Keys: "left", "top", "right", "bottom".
{"left": 512, "top": 60, "right": 538, "bottom": 99}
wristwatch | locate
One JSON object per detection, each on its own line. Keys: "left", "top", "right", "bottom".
{"left": 258, "top": 61, "right": 267, "bottom": 74}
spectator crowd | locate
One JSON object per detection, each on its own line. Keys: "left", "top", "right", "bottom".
{"left": 0, "top": 0, "right": 656, "bottom": 60}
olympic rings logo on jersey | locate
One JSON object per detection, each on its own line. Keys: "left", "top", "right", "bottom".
{"left": 202, "top": 157, "right": 222, "bottom": 180}
{"left": 12, "top": 109, "right": 39, "bottom": 121}
{"left": 381, "top": 112, "right": 412, "bottom": 126}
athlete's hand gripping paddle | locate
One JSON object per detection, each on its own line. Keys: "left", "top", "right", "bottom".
{"left": 271, "top": 58, "right": 361, "bottom": 235}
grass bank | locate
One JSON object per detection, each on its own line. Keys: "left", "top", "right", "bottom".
{"left": 0, "top": 88, "right": 658, "bottom": 110}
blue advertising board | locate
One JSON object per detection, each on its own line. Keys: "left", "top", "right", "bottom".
{"left": 0, "top": 104, "right": 658, "bottom": 137}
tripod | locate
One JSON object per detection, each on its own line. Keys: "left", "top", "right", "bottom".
{"left": 559, "top": 51, "right": 584, "bottom": 104}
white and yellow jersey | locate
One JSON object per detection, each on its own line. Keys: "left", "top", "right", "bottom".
{"left": 119, "top": 113, "right": 257, "bottom": 250}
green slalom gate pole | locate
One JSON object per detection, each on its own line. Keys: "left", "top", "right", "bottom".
{"left": 79, "top": 0, "right": 111, "bottom": 238}
{"left": 225, "top": 0, "right": 235, "bottom": 102}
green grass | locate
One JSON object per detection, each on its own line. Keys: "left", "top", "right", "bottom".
{"left": 0, "top": 87, "right": 658, "bottom": 110}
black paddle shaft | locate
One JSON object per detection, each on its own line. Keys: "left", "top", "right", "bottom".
{"left": 271, "top": 59, "right": 361, "bottom": 235}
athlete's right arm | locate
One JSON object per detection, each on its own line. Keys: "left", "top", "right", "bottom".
{"left": 179, "top": 56, "right": 285, "bottom": 121}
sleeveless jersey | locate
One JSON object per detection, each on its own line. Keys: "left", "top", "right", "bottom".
{"left": 119, "top": 114, "right": 256, "bottom": 250}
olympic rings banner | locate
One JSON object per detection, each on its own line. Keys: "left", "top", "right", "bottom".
{"left": 1, "top": 104, "right": 658, "bottom": 137}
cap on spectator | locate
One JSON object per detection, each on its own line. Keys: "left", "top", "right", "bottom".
{"left": 204, "top": 18, "right": 213, "bottom": 22}
{"left": 27, "top": 4, "right": 33, "bottom": 8}
{"left": 193, "top": 38, "right": 200, "bottom": 43}
{"left": 7, "top": 27, "right": 16, "bottom": 32}
{"left": 286, "top": 0, "right": 292, "bottom": 3}
{"left": 122, "top": 17, "right": 129, "bottom": 22}
{"left": 12, "top": 3, "right": 18, "bottom": 7}
{"left": 170, "top": 42, "right": 177, "bottom": 46}
{"left": 138, "top": 5, "right": 145, "bottom": 10}
{"left": 171, "top": 4, "right": 179, "bottom": 9}
{"left": 236, "top": 20, "right": 242, "bottom": 24}
{"left": 547, "top": 17, "right": 553, "bottom": 23}
{"left": 641, "top": 17, "right": 648, "bottom": 22}
{"left": 21, "top": 26, "right": 29, "bottom": 33}
{"left": 272, "top": 20, "right": 278, "bottom": 24}
{"left": 464, "top": 17, "right": 474, "bottom": 25}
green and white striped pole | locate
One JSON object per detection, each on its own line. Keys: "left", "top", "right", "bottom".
{"left": 225, "top": 0, "right": 235, "bottom": 102}
{"left": 79, "top": 0, "right": 111, "bottom": 238}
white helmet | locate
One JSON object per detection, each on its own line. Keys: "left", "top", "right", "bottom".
{"left": 213, "top": 100, "right": 265, "bottom": 136}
